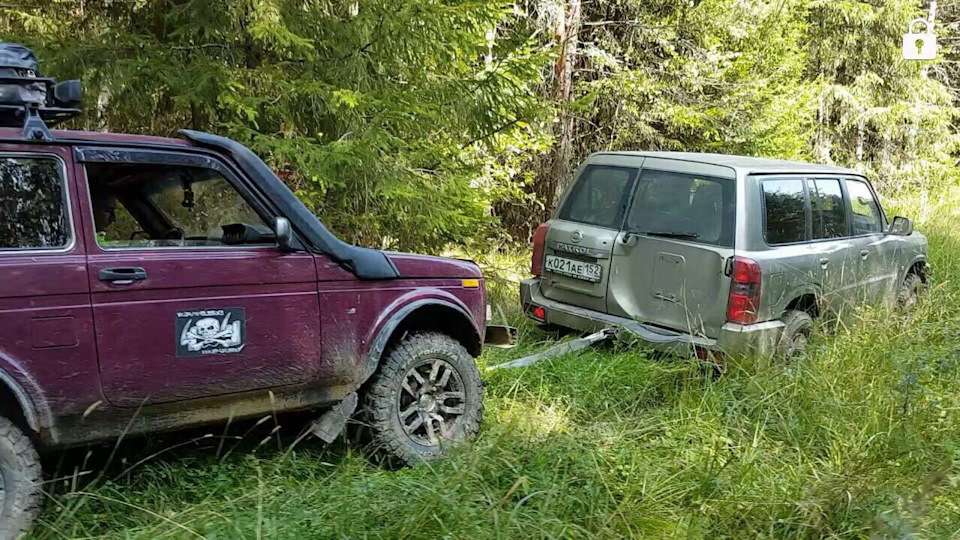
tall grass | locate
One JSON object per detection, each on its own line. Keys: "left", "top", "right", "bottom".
{"left": 32, "top": 190, "right": 960, "bottom": 538}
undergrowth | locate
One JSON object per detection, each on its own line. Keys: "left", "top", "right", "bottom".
{"left": 30, "top": 189, "right": 960, "bottom": 539}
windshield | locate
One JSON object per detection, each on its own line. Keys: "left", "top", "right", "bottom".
{"left": 625, "top": 169, "right": 735, "bottom": 247}
{"left": 558, "top": 165, "right": 638, "bottom": 229}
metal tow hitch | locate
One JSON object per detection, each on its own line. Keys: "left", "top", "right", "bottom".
{"left": 486, "top": 327, "right": 618, "bottom": 371}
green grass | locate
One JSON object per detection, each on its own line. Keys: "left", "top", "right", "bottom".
{"left": 31, "top": 190, "right": 960, "bottom": 539}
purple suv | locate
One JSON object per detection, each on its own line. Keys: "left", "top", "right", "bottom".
{"left": 0, "top": 43, "right": 499, "bottom": 537}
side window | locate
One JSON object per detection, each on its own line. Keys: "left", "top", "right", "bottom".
{"left": 846, "top": 179, "right": 883, "bottom": 235}
{"left": 559, "top": 165, "right": 637, "bottom": 229}
{"left": 0, "top": 156, "right": 71, "bottom": 250}
{"left": 85, "top": 162, "right": 275, "bottom": 249}
{"left": 762, "top": 178, "right": 807, "bottom": 245}
{"left": 809, "top": 178, "right": 847, "bottom": 239}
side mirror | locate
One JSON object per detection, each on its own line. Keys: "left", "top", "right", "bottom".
{"left": 887, "top": 216, "right": 914, "bottom": 236}
{"left": 52, "top": 80, "right": 82, "bottom": 108}
{"left": 275, "top": 217, "right": 294, "bottom": 251}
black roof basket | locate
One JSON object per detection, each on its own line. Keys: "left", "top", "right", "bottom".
{"left": 0, "top": 43, "right": 81, "bottom": 141}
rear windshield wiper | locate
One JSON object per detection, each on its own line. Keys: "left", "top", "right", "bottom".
{"left": 640, "top": 230, "right": 700, "bottom": 240}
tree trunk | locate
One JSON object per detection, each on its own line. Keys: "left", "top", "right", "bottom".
{"left": 537, "top": 0, "right": 581, "bottom": 221}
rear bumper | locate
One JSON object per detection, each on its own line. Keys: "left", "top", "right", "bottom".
{"left": 520, "top": 278, "right": 783, "bottom": 357}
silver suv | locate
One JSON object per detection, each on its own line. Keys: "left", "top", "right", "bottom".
{"left": 521, "top": 152, "right": 928, "bottom": 359}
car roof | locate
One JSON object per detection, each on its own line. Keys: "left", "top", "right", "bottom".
{"left": 0, "top": 127, "right": 192, "bottom": 147}
{"left": 0, "top": 129, "right": 864, "bottom": 176}
{"left": 592, "top": 151, "right": 863, "bottom": 177}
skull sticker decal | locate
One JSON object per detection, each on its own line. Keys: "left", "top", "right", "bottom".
{"left": 176, "top": 308, "right": 245, "bottom": 357}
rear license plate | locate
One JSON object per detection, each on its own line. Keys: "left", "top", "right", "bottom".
{"left": 544, "top": 255, "right": 602, "bottom": 282}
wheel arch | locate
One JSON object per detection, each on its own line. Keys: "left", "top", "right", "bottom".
{"left": 0, "top": 367, "right": 42, "bottom": 434}
{"left": 905, "top": 256, "right": 928, "bottom": 283}
{"left": 362, "top": 298, "right": 482, "bottom": 383}
{"left": 782, "top": 290, "right": 821, "bottom": 319}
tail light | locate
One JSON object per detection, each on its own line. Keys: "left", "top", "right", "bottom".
{"left": 530, "top": 223, "right": 549, "bottom": 276}
{"left": 727, "top": 257, "right": 762, "bottom": 324}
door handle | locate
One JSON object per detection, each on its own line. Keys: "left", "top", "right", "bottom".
{"left": 818, "top": 257, "right": 830, "bottom": 269}
{"left": 860, "top": 249, "right": 870, "bottom": 260}
{"left": 99, "top": 267, "right": 148, "bottom": 283}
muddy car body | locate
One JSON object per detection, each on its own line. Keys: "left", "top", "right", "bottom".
{"left": 1, "top": 129, "right": 487, "bottom": 439}
{"left": 0, "top": 43, "right": 500, "bottom": 536}
{"left": 522, "top": 152, "right": 927, "bottom": 358}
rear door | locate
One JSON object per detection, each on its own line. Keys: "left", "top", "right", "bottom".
{"left": 807, "top": 177, "right": 860, "bottom": 313}
{"left": 0, "top": 147, "right": 102, "bottom": 420}
{"left": 606, "top": 158, "right": 736, "bottom": 338}
{"left": 540, "top": 156, "right": 642, "bottom": 313}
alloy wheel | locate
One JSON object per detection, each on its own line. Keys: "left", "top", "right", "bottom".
{"left": 397, "top": 358, "right": 466, "bottom": 446}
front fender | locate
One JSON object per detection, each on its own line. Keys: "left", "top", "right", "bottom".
{"left": 900, "top": 254, "right": 928, "bottom": 283}
{"left": 361, "top": 291, "right": 482, "bottom": 382}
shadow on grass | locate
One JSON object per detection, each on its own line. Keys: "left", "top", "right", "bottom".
{"left": 34, "top": 401, "right": 661, "bottom": 539}
{"left": 35, "top": 409, "right": 356, "bottom": 536}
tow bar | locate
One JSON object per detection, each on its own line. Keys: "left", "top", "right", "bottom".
{"left": 486, "top": 327, "right": 618, "bottom": 371}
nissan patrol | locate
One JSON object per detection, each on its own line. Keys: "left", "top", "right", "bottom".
{"left": 521, "top": 152, "right": 927, "bottom": 360}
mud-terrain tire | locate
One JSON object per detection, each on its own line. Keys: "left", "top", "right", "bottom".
{"left": 776, "top": 310, "right": 813, "bottom": 361}
{"left": 361, "top": 332, "right": 482, "bottom": 466}
{"left": 897, "top": 273, "right": 923, "bottom": 312}
{"left": 0, "top": 417, "right": 42, "bottom": 540}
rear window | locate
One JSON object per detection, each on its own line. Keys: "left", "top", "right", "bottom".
{"left": 0, "top": 156, "right": 71, "bottom": 250}
{"left": 762, "top": 179, "right": 807, "bottom": 244}
{"left": 558, "top": 165, "right": 637, "bottom": 229}
{"left": 624, "top": 169, "right": 736, "bottom": 247}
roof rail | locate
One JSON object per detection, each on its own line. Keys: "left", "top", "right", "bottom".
{"left": 0, "top": 102, "right": 81, "bottom": 141}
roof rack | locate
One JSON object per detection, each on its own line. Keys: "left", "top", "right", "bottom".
{"left": 0, "top": 43, "right": 82, "bottom": 141}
